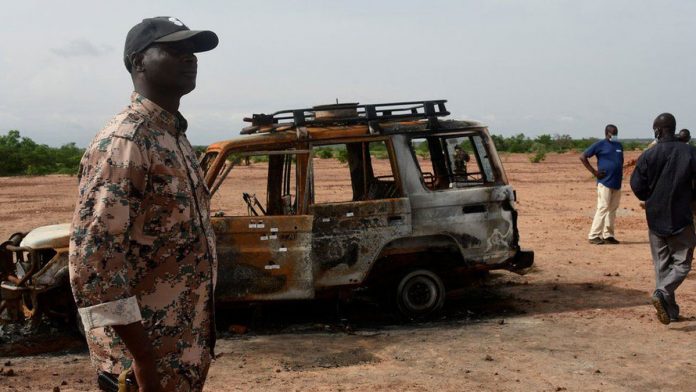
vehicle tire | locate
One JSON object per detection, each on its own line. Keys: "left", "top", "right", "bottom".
{"left": 395, "top": 269, "right": 445, "bottom": 319}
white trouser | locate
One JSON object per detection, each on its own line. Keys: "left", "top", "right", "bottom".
{"left": 588, "top": 183, "right": 621, "bottom": 239}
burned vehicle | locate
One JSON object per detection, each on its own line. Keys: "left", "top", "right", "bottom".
{"left": 0, "top": 224, "right": 76, "bottom": 327}
{"left": 201, "top": 100, "right": 533, "bottom": 317}
{"left": 0, "top": 100, "right": 533, "bottom": 325}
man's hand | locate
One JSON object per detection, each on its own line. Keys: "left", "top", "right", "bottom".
{"left": 112, "top": 322, "right": 165, "bottom": 392}
{"left": 132, "top": 358, "right": 165, "bottom": 392}
{"left": 580, "top": 154, "right": 602, "bottom": 179}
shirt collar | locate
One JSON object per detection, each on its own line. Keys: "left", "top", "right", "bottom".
{"left": 129, "top": 92, "right": 188, "bottom": 136}
{"left": 658, "top": 134, "right": 677, "bottom": 143}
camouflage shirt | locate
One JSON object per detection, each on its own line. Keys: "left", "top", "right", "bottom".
{"left": 69, "top": 92, "right": 217, "bottom": 392}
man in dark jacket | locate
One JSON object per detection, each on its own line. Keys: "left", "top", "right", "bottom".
{"left": 630, "top": 113, "right": 696, "bottom": 324}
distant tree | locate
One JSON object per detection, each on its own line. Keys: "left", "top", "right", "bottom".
{"left": 0, "top": 130, "right": 84, "bottom": 176}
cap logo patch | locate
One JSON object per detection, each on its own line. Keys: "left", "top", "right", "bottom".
{"left": 168, "top": 17, "right": 184, "bottom": 26}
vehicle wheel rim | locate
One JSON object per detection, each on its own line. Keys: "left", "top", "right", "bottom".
{"left": 403, "top": 277, "right": 438, "bottom": 311}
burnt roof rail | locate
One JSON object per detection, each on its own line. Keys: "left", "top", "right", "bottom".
{"left": 241, "top": 100, "right": 449, "bottom": 134}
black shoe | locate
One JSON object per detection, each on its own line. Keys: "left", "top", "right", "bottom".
{"left": 603, "top": 237, "right": 620, "bottom": 244}
{"left": 651, "top": 292, "right": 671, "bottom": 325}
{"left": 589, "top": 237, "right": 605, "bottom": 245}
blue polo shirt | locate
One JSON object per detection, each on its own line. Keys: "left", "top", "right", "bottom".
{"left": 584, "top": 139, "right": 624, "bottom": 189}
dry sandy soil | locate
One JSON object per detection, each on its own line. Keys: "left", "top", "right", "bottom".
{"left": 2, "top": 151, "right": 696, "bottom": 392}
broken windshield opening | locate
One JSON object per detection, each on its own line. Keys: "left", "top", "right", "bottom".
{"left": 210, "top": 150, "right": 308, "bottom": 216}
{"left": 410, "top": 133, "right": 496, "bottom": 190}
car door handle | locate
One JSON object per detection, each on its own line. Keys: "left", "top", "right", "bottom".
{"left": 388, "top": 215, "right": 404, "bottom": 225}
{"left": 462, "top": 204, "right": 487, "bottom": 214}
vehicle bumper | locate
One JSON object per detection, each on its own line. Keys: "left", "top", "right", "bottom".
{"left": 505, "top": 248, "right": 534, "bottom": 274}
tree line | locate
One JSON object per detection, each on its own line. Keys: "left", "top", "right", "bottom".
{"left": 0, "top": 130, "right": 83, "bottom": 175}
{"left": 0, "top": 130, "right": 652, "bottom": 176}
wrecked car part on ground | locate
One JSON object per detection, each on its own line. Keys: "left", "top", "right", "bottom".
{"left": 0, "top": 99, "right": 534, "bottom": 326}
{"left": 0, "top": 224, "right": 78, "bottom": 330}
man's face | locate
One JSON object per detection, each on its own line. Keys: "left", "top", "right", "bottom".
{"left": 653, "top": 126, "right": 662, "bottom": 140}
{"left": 138, "top": 41, "right": 198, "bottom": 96}
{"left": 606, "top": 127, "right": 618, "bottom": 139}
{"left": 679, "top": 130, "right": 691, "bottom": 143}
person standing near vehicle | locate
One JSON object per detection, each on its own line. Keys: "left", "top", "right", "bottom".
{"left": 678, "top": 128, "right": 691, "bottom": 143}
{"left": 453, "top": 144, "right": 470, "bottom": 181}
{"left": 580, "top": 124, "right": 624, "bottom": 245}
{"left": 69, "top": 17, "right": 218, "bottom": 392}
{"left": 631, "top": 113, "right": 696, "bottom": 324}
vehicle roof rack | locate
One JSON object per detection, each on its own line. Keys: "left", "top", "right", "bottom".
{"left": 241, "top": 100, "right": 449, "bottom": 134}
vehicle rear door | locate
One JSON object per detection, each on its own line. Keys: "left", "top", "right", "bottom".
{"left": 308, "top": 140, "right": 412, "bottom": 287}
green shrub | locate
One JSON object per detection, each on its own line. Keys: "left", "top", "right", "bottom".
{"left": 528, "top": 143, "right": 547, "bottom": 163}
{"left": 336, "top": 149, "right": 349, "bottom": 164}
{"left": 251, "top": 155, "right": 269, "bottom": 163}
{"left": 490, "top": 132, "right": 649, "bottom": 154}
{"left": 226, "top": 153, "right": 245, "bottom": 165}
{"left": 413, "top": 140, "right": 430, "bottom": 159}
{"left": 0, "top": 130, "right": 84, "bottom": 176}
{"left": 371, "top": 150, "right": 389, "bottom": 159}
{"left": 316, "top": 148, "right": 334, "bottom": 159}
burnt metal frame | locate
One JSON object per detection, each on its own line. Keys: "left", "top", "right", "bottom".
{"left": 308, "top": 137, "right": 403, "bottom": 205}
{"left": 407, "top": 130, "right": 500, "bottom": 192}
{"left": 209, "top": 149, "right": 312, "bottom": 216}
{"left": 243, "top": 100, "right": 450, "bottom": 131}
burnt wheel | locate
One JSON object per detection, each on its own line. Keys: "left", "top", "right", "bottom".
{"left": 395, "top": 269, "right": 445, "bottom": 319}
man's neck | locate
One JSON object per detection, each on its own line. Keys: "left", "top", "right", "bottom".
{"left": 659, "top": 134, "right": 677, "bottom": 142}
{"left": 134, "top": 86, "right": 181, "bottom": 114}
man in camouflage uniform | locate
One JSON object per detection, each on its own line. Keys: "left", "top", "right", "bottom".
{"left": 69, "top": 17, "right": 218, "bottom": 392}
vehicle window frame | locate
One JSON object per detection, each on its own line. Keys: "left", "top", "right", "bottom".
{"left": 408, "top": 130, "right": 501, "bottom": 192}
{"left": 209, "top": 149, "right": 311, "bottom": 216}
{"left": 199, "top": 151, "right": 218, "bottom": 173}
{"left": 309, "top": 137, "right": 403, "bottom": 205}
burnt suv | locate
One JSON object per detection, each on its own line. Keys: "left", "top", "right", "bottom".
{"left": 0, "top": 100, "right": 532, "bottom": 324}
{"left": 200, "top": 100, "right": 533, "bottom": 317}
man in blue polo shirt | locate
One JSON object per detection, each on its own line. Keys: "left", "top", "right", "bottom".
{"left": 580, "top": 124, "right": 624, "bottom": 245}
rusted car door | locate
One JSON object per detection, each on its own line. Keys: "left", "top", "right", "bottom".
{"left": 309, "top": 140, "right": 412, "bottom": 288}
{"left": 207, "top": 151, "right": 316, "bottom": 301}
{"left": 310, "top": 199, "right": 411, "bottom": 287}
{"left": 212, "top": 215, "right": 314, "bottom": 301}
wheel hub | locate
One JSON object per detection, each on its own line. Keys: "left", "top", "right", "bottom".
{"left": 403, "top": 277, "right": 438, "bottom": 311}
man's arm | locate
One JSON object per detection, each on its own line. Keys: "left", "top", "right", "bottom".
{"left": 579, "top": 153, "right": 606, "bottom": 179}
{"left": 630, "top": 153, "right": 650, "bottom": 201}
{"left": 112, "top": 323, "right": 163, "bottom": 392}
{"left": 70, "top": 134, "right": 164, "bottom": 392}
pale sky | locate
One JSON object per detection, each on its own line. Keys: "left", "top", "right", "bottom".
{"left": 0, "top": 0, "right": 694, "bottom": 146}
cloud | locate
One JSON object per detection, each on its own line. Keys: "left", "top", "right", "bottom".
{"left": 51, "top": 39, "right": 113, "bottom": 57}
{"left": 482, "top": 114, "right": 497, "bottom": 122}
{"left": 558, "top": 115, "right": 575, "bottom": 123}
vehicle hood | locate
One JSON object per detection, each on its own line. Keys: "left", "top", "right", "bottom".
{"left": 19, "top": 223, "right": 71, "bottom": 250}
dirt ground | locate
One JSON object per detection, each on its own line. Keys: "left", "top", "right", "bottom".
{"left": 2, "top": 151, "right": 696, "bottom": 392}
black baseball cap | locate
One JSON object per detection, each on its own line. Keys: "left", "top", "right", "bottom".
{"left": 124, "top": 16, "right": 218, "bottom": 72}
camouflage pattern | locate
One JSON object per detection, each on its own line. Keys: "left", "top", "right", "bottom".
{"left": 69, "top": 92, "right": 217, "bottom": 392}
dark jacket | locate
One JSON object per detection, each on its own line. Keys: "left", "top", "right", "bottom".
{"left": 630, "top": 135, "right": 696, "bottom": 237}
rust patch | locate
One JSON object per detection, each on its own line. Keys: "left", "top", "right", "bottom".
{"left": 212, "top": 215, "right": 314, "bottom": 301}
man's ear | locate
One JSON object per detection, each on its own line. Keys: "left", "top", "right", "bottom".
{"left": 130, "top": 52, "right": 145, "bottom": 73}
